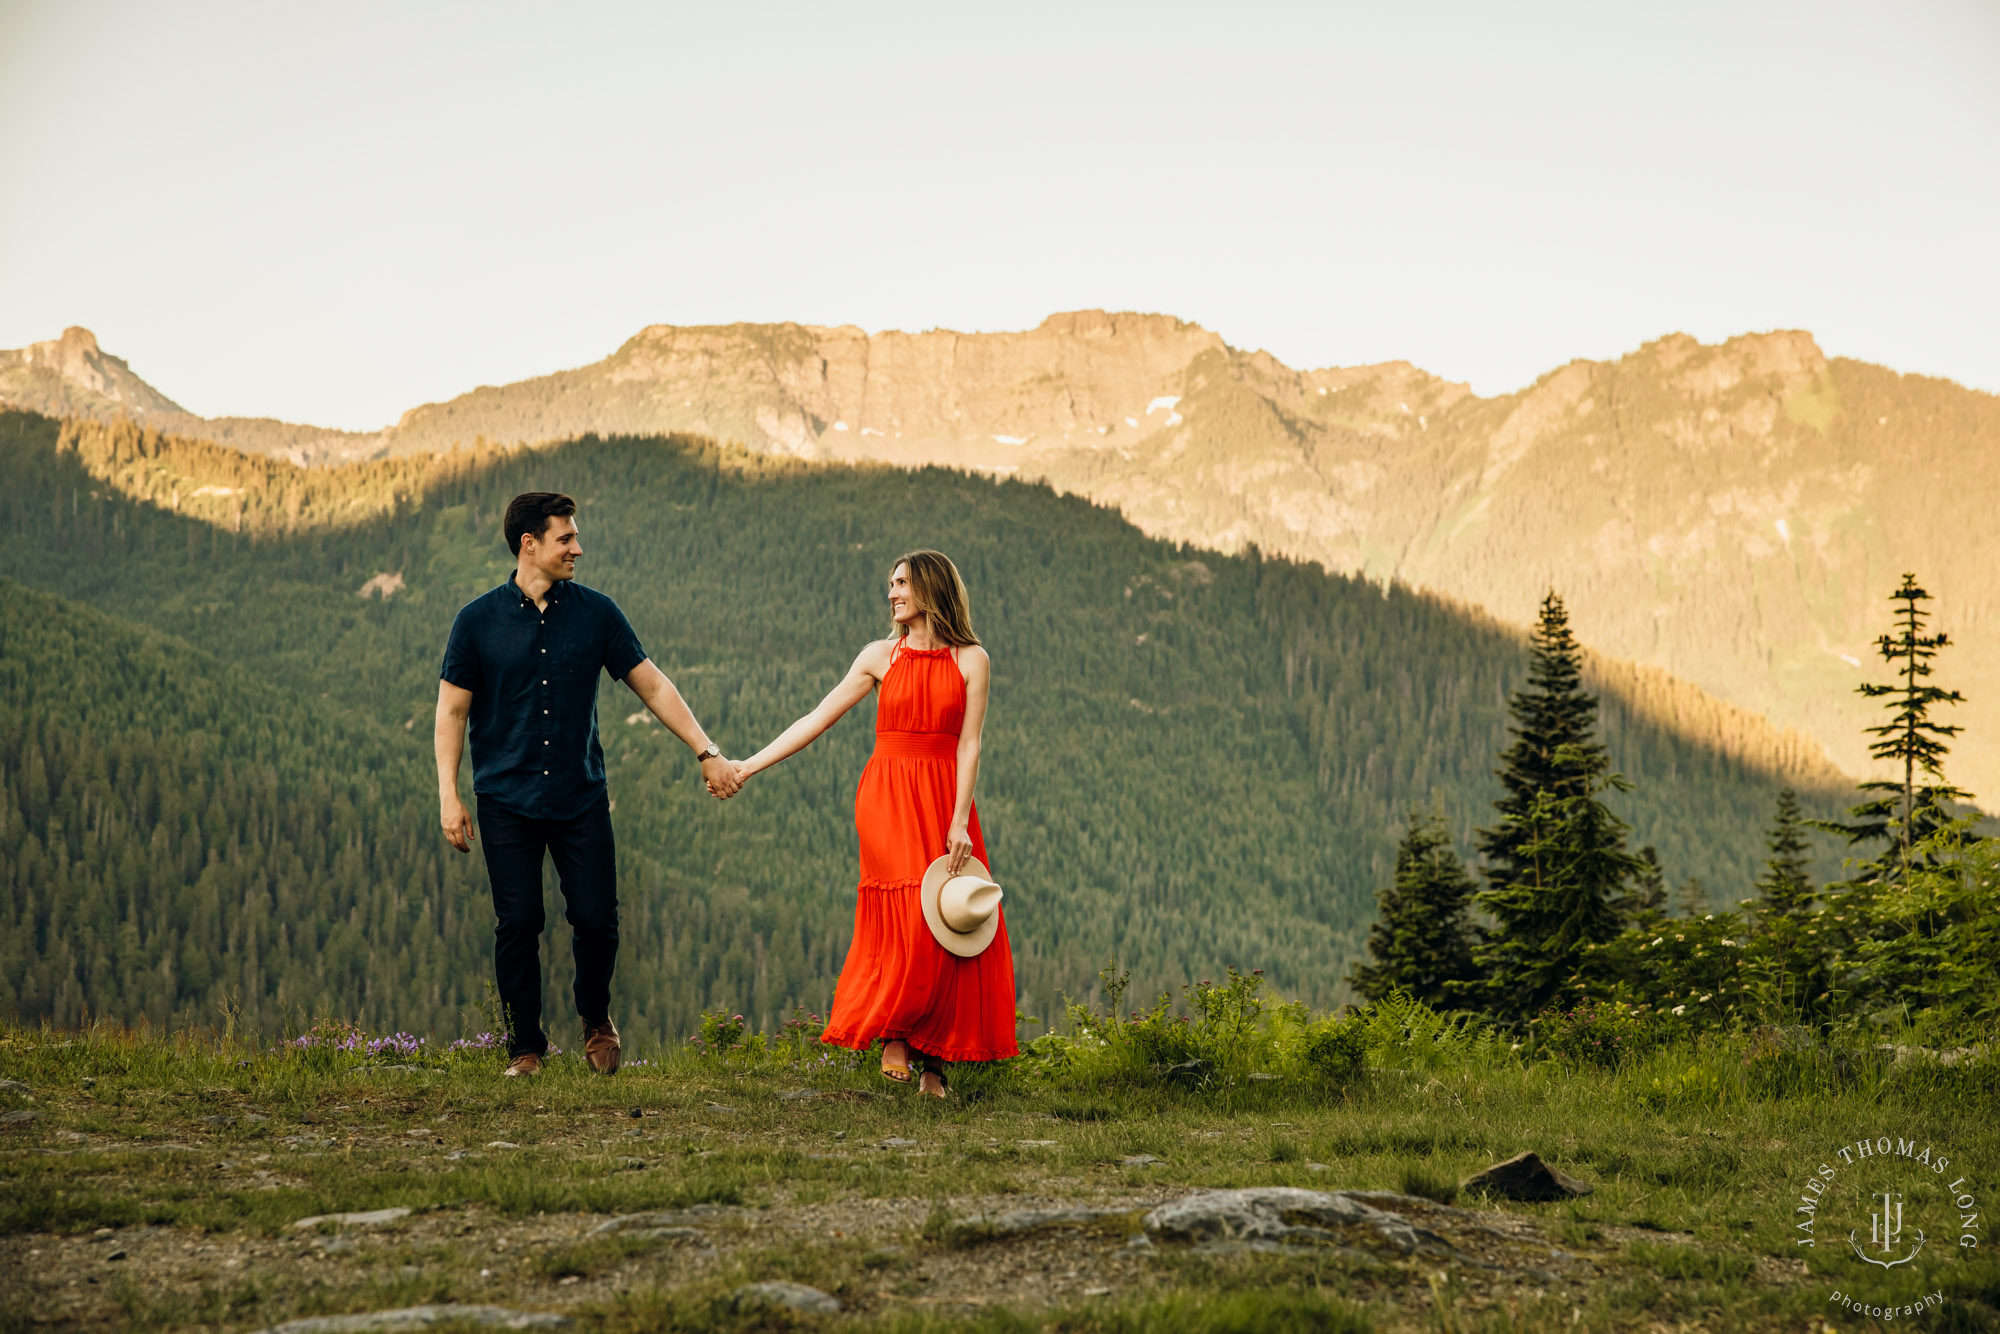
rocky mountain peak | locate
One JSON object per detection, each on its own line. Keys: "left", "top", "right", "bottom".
{"left": 1, "top": 326, "right": 184, "bottom": 414}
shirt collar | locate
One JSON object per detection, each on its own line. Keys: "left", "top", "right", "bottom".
{"left": 505, "top": 572, "right": 565, "bottom": 608}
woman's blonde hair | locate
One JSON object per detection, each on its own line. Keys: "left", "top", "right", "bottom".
{"left": 891, "top": 549, "right": 981, "bottom": 647}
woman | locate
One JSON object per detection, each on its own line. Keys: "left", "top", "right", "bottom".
{"left": 733, "top": 550, "right": 1017, "bottom": 1097}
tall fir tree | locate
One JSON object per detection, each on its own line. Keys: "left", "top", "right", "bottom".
{"left": 1477, "top": 592, "right": 1608, "bottom": 891}
{"left": 1814, "top": 574, "right": 1969, "bottom": 882}
{"left": 1474, "top": 763, "right": 1647, "bottom": 1021}
{"left": 1350, "top": 805, "right": 1479, "bottom": 1008}
{"left": 1472, "top": 592, "right": 1641, "bottom": 1022}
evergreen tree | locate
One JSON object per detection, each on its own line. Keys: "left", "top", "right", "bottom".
{"left": 1478, "top": 592, "right": 1608, "bottom": 892}
{"left": 1350, "top": 805, "right": 1478, "bottom": 1008}
{"left": 1674, "top": 876, "right": 1711, "bottom": 919}
{"left": 1621, "top": 845, "right": 1668, "bottom": 922}
{"left": 1753, "top": 789, "right": 1814, "bottom": 920}
{"left": 1472, "top": 592, "right": 1641, "bottom": 1021}
{"left": 1814, "top": 574, "right": 1969, "bottom": 882}
{"left": 1745, "top": 786, "right": 1832, "bottom": 1018}
{"left": 1635, "top": 846, "right": 1667, "bottom": 910}
{"left": 1473, "top": 758, "right": 1646, "bottom": 1022}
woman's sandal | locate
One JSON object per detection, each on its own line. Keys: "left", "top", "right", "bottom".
{"left": 918, "top": 1055, "right": 951, "bottom": 1100}
{"left": 879, "top": 1039, "right": 913, "bottom": 1084}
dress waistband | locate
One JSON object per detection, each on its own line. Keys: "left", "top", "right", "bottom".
{"left": 872, "top": 730, "right": 958, "bottom": 760}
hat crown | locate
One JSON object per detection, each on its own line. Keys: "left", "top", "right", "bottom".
{"left": 938, "top": 874, "right": 1002, "bottom": 934}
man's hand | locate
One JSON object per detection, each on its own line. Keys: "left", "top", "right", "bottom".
{"left": 702, "top": 753, "right": 742, "bottom": 799}
{"left": 441, "top": 795, "right": 475, "bottom": 852}
{"left": 945, "top": 820, "right": 974, "bottom": 875}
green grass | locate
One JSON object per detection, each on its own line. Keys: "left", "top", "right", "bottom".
{"left": 3, "top": 1017, "right": 1998, "bottom": 1331}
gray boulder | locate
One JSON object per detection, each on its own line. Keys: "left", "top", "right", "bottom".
{"left": 729, "top": 1281, "right": 841, "bottom": 1315}
{"left": 290, "top": 1207, "right": 413, "bottom": 1230}
{"left": 1143, "top": 1187, "right": 1447, "bottom": 1255}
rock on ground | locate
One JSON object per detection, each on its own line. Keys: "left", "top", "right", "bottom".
{"left": 730, "top": 1281, "right": 842, "bottom": 1315}
{"left": 1143, "top": 1187, "right": 1451, "bottom": 1255}
{"left": 588, "top": 1212, "right": 706, "bottom": 1241}
{"left": 1459, "top": 1151, "right": 1593, "bottom": 1202}
{"left": 290, "top": 1207, "right": 414, "bottom": 1230}
{"left": 250, "top": 1304, "right": 570, "bottom": 1332}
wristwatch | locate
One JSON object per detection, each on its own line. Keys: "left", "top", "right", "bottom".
{"left": 694, "top": 744, "right": 721, "bottom": 762}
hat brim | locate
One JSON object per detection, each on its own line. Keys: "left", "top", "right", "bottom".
{"left": 920, "top": 855, "right": 1003, "bottom": 958}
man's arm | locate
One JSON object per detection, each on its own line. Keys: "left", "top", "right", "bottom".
{"left": 436, "top": 679, "right": 475, "bottom": 852}
{"left": 622, "top": 659, "right": 741, "bottom": 798}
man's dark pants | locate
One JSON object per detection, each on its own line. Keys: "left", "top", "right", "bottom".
{"left": 475, "top": 796, "right": 618, "bottom": 1058}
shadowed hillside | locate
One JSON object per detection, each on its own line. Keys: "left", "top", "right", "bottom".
{"left": 1, "top": 409, "right": 1849, "bottom": 1040}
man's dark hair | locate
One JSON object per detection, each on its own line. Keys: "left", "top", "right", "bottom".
{"left": 504, "top": 492, "right": 577, "bottom": 556}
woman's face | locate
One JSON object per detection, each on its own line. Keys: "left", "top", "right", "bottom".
{"left": 888, "top": 563, "right": 922, "bottom": 628}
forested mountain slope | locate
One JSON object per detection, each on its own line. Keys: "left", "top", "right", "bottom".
{"left": 6, "top": 317, "right": 1990, "bottom": 804}
{"left": 0, "top": 581, "right": 455, "bottom": 1029}
{"left": 1, "top": 409, "right": 1848, "bottom": 1039}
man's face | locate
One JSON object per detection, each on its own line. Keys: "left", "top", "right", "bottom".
{"left": 523, "top": 516, "right": 581, "bottom": 581}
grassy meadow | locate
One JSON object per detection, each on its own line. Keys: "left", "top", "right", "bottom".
{"left": 2, "top": 994, "right": 1996, "bottom": 1333}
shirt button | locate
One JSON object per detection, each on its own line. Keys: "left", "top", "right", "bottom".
{"left": 544, "top": 740, "right": 550, "bottom": 746}
{"left": 543, "top": 709, "right": 548, "bottom": 714}
{"left": 541, "top": 649, "right": 546, "bottom": 654}
{"left": 543, "top": 770, "right": 548, "bottom": 775}
{"left": 542, "top": 679, "right": 548, "bottom": 685}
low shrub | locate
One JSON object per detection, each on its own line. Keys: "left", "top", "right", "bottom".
{"left": 1296, "top": 1017, "right": 1366, "bottom": 1088}
{"left": 1348, "top": 990, "right": 1506, "bottom": 1072}
{"left": 1534, "top": 1000, "right": 1677, "bottom": 1068}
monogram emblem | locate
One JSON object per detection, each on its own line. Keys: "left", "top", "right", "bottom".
{"left": 1848, "top": 1190, "right": 1926, "bottom": 1269}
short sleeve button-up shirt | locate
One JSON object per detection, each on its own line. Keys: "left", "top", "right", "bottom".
{"left": 440, "top": 573, "right": 647, "bottom": 820}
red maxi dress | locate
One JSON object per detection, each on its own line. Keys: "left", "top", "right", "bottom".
{"left": 821, "top": 639, "right": 1019, "bottom": 1061}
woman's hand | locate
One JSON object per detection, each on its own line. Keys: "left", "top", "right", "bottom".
{"left": 945, "top": 820, "right": 974, "bottom": 875}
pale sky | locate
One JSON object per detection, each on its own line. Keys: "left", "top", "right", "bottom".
{"left": 2, "top": 0, "right": 1997, "bottom": 430}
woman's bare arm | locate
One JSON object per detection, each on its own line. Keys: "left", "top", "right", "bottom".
{"left": 945, "top": 645, "right": 991, "bottom": 872}
{"left": 738, "top": 640, "right": 895, "bottom": 780}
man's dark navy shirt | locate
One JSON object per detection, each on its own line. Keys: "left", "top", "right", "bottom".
{"left": 441, "top": 574, "right": 648, "bottom": 822}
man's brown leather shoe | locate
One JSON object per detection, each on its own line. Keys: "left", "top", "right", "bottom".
{"left": 583, "top": 1020, "right": 621, "bottom": 1075}
{"left": 502, "top": 1052, "right": 542, "bottom": 1078}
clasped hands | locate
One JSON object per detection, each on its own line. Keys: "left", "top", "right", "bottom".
{"left": 700, "top": 752, "right": 745, "bottom": 800}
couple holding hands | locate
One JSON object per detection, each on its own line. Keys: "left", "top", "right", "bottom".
{"left": 435, "top": 491, "right": 1016, "bottom": 1098}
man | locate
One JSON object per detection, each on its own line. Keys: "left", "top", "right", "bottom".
{"left": 436, "top": 491, "right": 740, "bottom": 1077}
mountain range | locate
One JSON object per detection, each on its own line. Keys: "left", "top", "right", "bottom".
{"left": 7, "top": 314, "right": 1994, "bottom": 801}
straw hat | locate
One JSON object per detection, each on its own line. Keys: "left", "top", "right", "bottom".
{"left": 920, "top": 855, "right": 1005, "bottom": 958}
